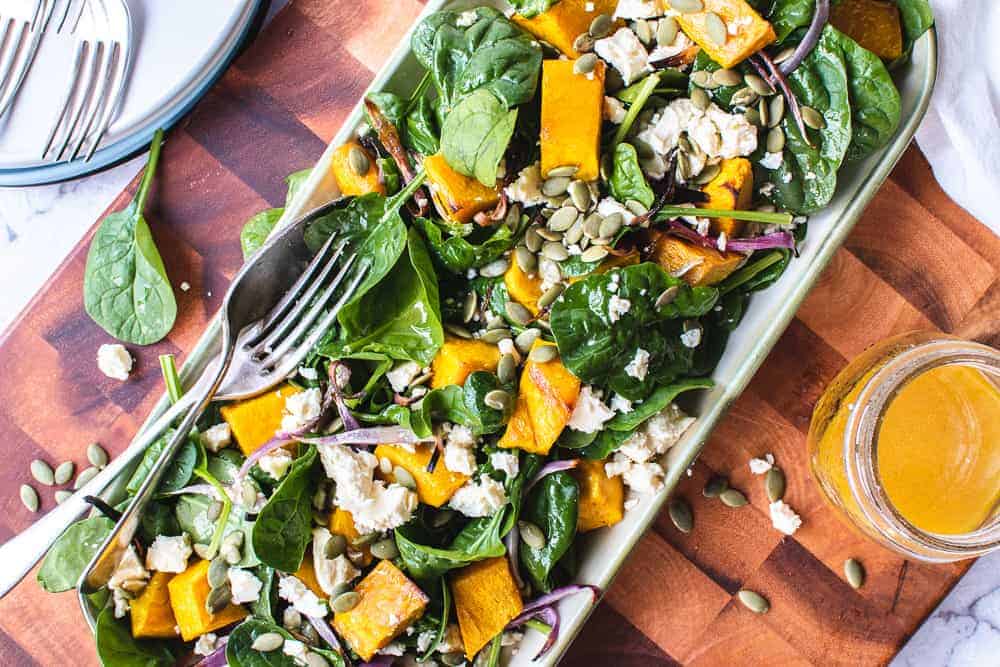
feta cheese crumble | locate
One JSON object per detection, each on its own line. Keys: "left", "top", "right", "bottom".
{"left": 608, "top": 295, "right": 632, "bottom": 322}
{"left": 449, "top": 475, "right": 507, "bottom": 517}
{"left": 611, "top": 393, "right": 634, "bottom": 413}
{"left": 624, "top": 348, "right": 650, "bottom": 381}
{"left": 278, "top": 575, "right": 328, "bottom": 618}
{"left": 769, "top": 500, "right": 803, "bottom": 535}
{"left": 594, "top": 28, "right": 652, "bottom": 85}
{"left": 318, "top": 445, "right": 418, "bottom": 533}
{"left": 605, "top": 403, "right": 695, "bottom": 500}
{"left": 760, "top": 151, "right": 784, "bottom": 170}
{"left": 259, "top": 448, "right": 294, "bottom": 481}
{"left": 97, "top": 343, "right": 132, "bottom": 380}
{"left": 194, "top": 633, "right": 218, "bottom": 657}
{"left": 386, "top": 361, "right": 422, "bottom": 394}
{"left": 443, "top": 423, "right": 478, "bottom": 476}
{"left": 604, "top": 96, "right": 627, "bottom": 124}
{"left": 568, "top": 385, "right": 616, "bottom": 433}
{"left": 281, "top": 388, "right": 322, "bottom": 432}
{"left": 229, "top": 568, "right": 264, "bottom": 604}
{"left": 201, "top": 423, "right": 232, "bottom": 453}
{"left": 680, "top": 326, "right": 702, "bottom": 348}
{"left": 283, "top": 639, "right": 310, "bottom": 663}
{"left": 490, "top": 451, "right": 520, "bottom": 479}
{"left": 145, "top": 534, "right": 192, "bottom": 573}
{"left": 613, "top": 0, "right": 662, "bottom": 19}
{"left": 505, "top": 162, "right": 548, "bottom": 208}
{"left": 749, "top": 453, "right": 775, "bottom": 475}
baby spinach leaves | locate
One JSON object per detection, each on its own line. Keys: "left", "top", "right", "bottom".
{"left": 463, "top": 371, "right": 510, "bottom": 434}
{"left": 549, "top": 263, "right": 718, "bottom": 400}
{"left": 519, "top": 471, "right": 579, "bottom": 592}
{"left": 506, "top": 0, "right": 558, "bottom": 19}
{"left": 83, "top": 129, "right": 176, "bottom": 345}
{"left": 228, "top": 619, "right": 345, "bottom": 667}
{"left": 37, "top": 516, "right": 114, "bottom": 592}
{"left": 415, "top": 215, "right": 523, "bottom": 274}
{"left": 95, "top": 606, "right": 175, "bottom": 667}
{"left": 767, "top": 0, "right": 817, "bottom": 43}
{"left": 608, "top": 143, "right": 655, "bottom": 208}
{"left": 441, "top": 88, "right": 519, "bottom": 186}
{"left": 126, "top": 430, "right": 197, "bottom": 495}
{"left": 239, "top": 168, "right": 312, "bottom": 260}
{"left": 395, "top": 509, "right": 507, "bottom": 582}
{"left": 252, "top": 447, "right": 318, "bottom": 573}
{"left": 895, "top": 0, "right": 934, "bottom": 51}
{"left": 367, "top": 91, "right": 441, "bottom": 156}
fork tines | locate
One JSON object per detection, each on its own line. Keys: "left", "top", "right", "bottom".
{"left": 0, "top": 0, "right": 53, "bottom": 120}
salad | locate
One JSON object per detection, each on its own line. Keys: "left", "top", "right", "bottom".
{"left": 40, "top": 0, "right": 933, "bottom": 665}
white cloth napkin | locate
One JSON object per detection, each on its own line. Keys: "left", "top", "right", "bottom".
{"left": 915, "top": 1, "right": 1000, "bottom": 235}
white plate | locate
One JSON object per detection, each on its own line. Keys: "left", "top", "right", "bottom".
{"left": 0, "top": 0, "right": 264, "bottom": 185}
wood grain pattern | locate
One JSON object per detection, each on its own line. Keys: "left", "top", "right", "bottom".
{"left": 0, "top": 1, "right": 991, "bottom": 665}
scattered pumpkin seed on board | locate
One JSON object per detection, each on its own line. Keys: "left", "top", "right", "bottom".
{"left": 702, "top": 475, "right": 729, "bottom": 498}
{"left": 20, "top": 484, "right": 39, "bottom": 512}
{"left": 54, "top": 461, "right": 75, "bottom": 485}
{"left": 87, "top": 443, "right": 109, "bottom": 468}
{"left": 30, "top": 459, "right": 55, "bottom": 486}
{"left": 668, "top": 498, "right": 694, "bottom": 533}
{"left": 720, "top": 488, "right": 748, "bottom": 507}
{"left": 844, "top": 558, "right": 866, "bottom": 589}
{"left": 765, "top": 467, "right": 786, "bottom": 502}
{"left": 737, "top": 589, "right": 770, "bottom": 614}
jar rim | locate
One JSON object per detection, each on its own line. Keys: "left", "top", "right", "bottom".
{"left": 843, "top": 336, "right": 1000, "bottom": 560}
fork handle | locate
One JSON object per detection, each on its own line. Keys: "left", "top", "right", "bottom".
{"left": 0, "top": 391, "right": 195, "bottom": 599}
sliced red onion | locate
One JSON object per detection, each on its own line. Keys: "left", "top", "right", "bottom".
{"left": 303, "top": 426, "right": 433, "bottom": 448}
{"left": 306, "top": 614, "right": 345, "bottom": 656}
{"left": 159, "top": 483, "right": 223, "bottom": 500}
{"left": 663, "top": 219, "right": 716, "bottom": 249}
{"left": 504, "top": 525, "right": 525, "bottom": 590}
{"left": 195, "top": 637, "right": 229, "bottom": 667}
{"left": 237, "top": 434, "right": 296, "bottom": 479}
{"left": 753, "top": 52, "right": 812, "bottom": 148}
{"left": 778, "top": 0, "right": 829, "bottom": 75}
{"left": 508, "top": 584, "right": 601, "bottom": 627}
{"left": 525, "top": 460, "right": 580, "bottom": 495}
{"left": 726, "top": 231, "right": 796, "bottom": 251}
{"left": 528, "top": 606, "right": 560, "bottom": 660}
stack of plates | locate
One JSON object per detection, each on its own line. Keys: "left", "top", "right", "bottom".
{"left": 0, "top": 0, "right": 265, "bottom": 186}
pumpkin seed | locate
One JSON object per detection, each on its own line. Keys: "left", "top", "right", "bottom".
{"left": 206, "top": 500, "right": 224, "bottom": 522}
{"left": 88, "top": 443, "right": 109, "bottom": 468}
{"left": 773, "top": 46, "right": 796, "bottom": 64}
{"left": 193, "top": 543, "right": 216, "bottom": 560}
{"left": 538, "top": 284, "right": 564, "bottom": 309}
{"left": 578, "top": 245, "right": 608, "bottom": 263}
{"left": 689, "top": 70, "right": 712, "bottom": 88}
{"left": 208, "top": 557, "right": 230, "bottom": 589}
{"left": 744, "top": 73, "right": 774, "bottom": 96}
{"left": 74, "top": 466, "right": 100, "bottom": 490}
{"left": 844, "top": 558, "right": 866, "bottom": 589}
{"left": 324, "top": 534, "right": 347, "bottom": 559}
{"left": 484, "top": 389, "right": 512, "bottom": 412}
{"left": 655, "top": 285, "right": 680, "bottom": 309}
{"left": 712, "top": 68, "right": 742, "bottom": 88}
{"left": 497, "top": 353, "right": 518, "bottom": 384}
{"left": 801, "top": 105, "right": 825, "bottom": 129}
{"left": 332, "top": 591, "right": 361, "bottom": 613}
{"left": 312, "top": 486, "right": 328, "bottom": 511}
{"left": 394, "top": 466, "right": 417, "bottom": 491}
{"left": 744, "top": 107, "right": 761, "bottom": 127}
{"left": 487, "top": 315, "right": 508, "bottom": 330}
{"left": 625, "top": 199, "right": 648, "bottom": 216}
{"left": 768, "top": 94, "right": 785, "bottom": 128}
{"left": 702, "top": 475, "right": 729, "bottom": 498}
{"left": 582, "top": 212, "right": 604, "bottom": 239}
{"left": 205, "top": 583, "right": 232, "bottom": 614}
{"left": 30, "top": 459, "right": 55, "bottom": 486}
{"left": 634, "top": 19, "right": 653, "bottom": 44}
{"left": 252, "top": 632, "right": 285, "bottom": 652}
{"left": 55, "top": 490, "right": 73, "bottom": 504}
{"left": 588, "top": 13, "right": 612, "bottom": 38}
{"left": 547, "top": 165, "right": 579, "bottom": 178}
{"left": 518, "top": 521, "right": 546, "bottom": 549}
{"left": 528, "top": 345, "right": 558, "bottom": 363}
{"left": 444, "top": 323, "right": 472, "bottom": 339}
{"left": 765, "top": 467, "right": 786, "bottom": 502}
{"left": 766, "top": 127, "right": 785, "bottom": 153}
{"left": 548, "top": 207, "right": 579, "bottom": 232}
{"left": 599, "top": 214, "right": 623, "bottom": 239}
{"left": 481, "top": 328, "right": 512, "bottom": 345}
{"left": 536, "top": 227, "right": 563, "bottom": 243}
{"left": 303, "top": 653, "right": 327, "bottom": 667}
{"left": 737, "top": 589, "right": 769, "bottom": 613}
{"left": 348, "top": 146, "right": 370, "bottom": 176}
{"left": 668, "top": 498, "right": 694, "bottom": 533}
{"left": 757, "top": 98, "right": 770, "bottom": 127}
{"left": 514, "top": 245, "right": 537, "bottom": 273}
{"left": 542, "top": 176, "right": 570, "bottom": 197}
{"left": 515, "top": 329, "right": 542, "bottom": 355}
{"left": 670, "top": 0, "right": 703, "bottom": 13}
{"left": 524, "top": 227, "right": 543, "bottom": 253}
{"left": 568, "top": 180, "right": 591, "bottom": 211}
{"left": 720, "top": 488, "right": 748, "bottom": 507}
{"left": 479, "top": 257, "right": 509, "bottom": 278}
{"left": 591, "top": 236, "right": 613, "bottom": 247}
{"left": 657, "top": 17, "right": 679, "bottom": 47}
{"left": 19, "top": 484, "right": 39, "bottom": 512}
{"left": 241, "top": 481, "right": 257, "bottom": 507}
{"left": 564, "top": 219, "right": 585, "bottom": 245}
{"left": 704, "top": 12, "right": 728, "bottom": 46}
{"left": 350, "top": 532, "right": 379, "bottom": 548}
{"left": 691, "top": 87, "right": 710, "bottom": 111}
{"left": 730, "top": 87, "right": 758, "bottom": 108}
{"left": 574, "top": 53, "right": 598, "bottom": 75}
{"left": 222, "top": 544, "right": 241, "bottom": 566}
{"left": 694, "top": 162, "right": 722, "bottom": 185}
{"left": 312, "top": 509, "right": 328, "bottom": 526}
{"left": 441, "top": 653, "right": 466, "bottom": 666}
{"left": 462, "top": 291, "right": 478, "bottom": 323}
{"left": 54, "top": 461, "right": 75, "bottom": 485}
{"left": 506, "top": 301, "right": 533, "bottom": 326}
{"left": 541, "top": 241, "right": 569, "bottom": 261}
{"left": 573, "top": 32, "right": 595, "bottom": 53}
{"left": 371, "top": 537, "right": 399, "bottom": 560}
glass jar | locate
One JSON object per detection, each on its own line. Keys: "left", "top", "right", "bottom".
{"left": 807, "top": 332, "right": 1000, "bottom": 562}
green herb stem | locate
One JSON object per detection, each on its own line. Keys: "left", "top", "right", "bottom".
{"left": 389, "top": 168, "right": 428, "bottom": 211}
{"left": 135, "top": 129, "right": 164, "bottom": 212}
{"left": 193, "top": 467, "right": 231, "bottom": 558}
{"left": 658, "top": 206, "right": 794, "bottom": 226}
{"left": 159, "top": 354, "right": 183, "bottom": 404}
{"left": 524, "top": 618, "right": 553, "bottom": 635}
{"left": 485, "top": 632, "right": 503, "bottom": 667}
{"left": 718, "top": 250, "right": 786, "bottom": 295}
{"left": 406, "top": 71, "right": 433, "bottom": 112}
{"left": 613, "top": 72, "right": 660, "bottom": 147}
{"left": 419, "top": 577, "right": 451, "bottom": 662}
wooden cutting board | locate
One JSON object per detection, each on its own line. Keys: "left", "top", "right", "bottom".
{"left": 0, "top": 1, "right": 993, "bottom": 665}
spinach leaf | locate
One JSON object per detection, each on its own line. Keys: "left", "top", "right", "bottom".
{"left": 367, "top": 91, "right": 407, "bottom": 128}
{"left": 463, "top": 370, "right": 508, "bottom": 434}
{"left": 411, "top": 384, "right": 481, "bottom": 437}
{"left": 395, "top": 509, "right": 507, "bottom": 582}
{"left": 506, "top": 0, "right": 558, "bottom": 19}
{"left": 549, "top": 263, "right": 718, "bottom": 400}
{"left": 407, "top": 94, "right": 441, "bottom": 155}
{"left": 227, "top": 619, "right": 346, "bottom": 667}
{"left": 519, "top": 472, "right": 578, "bottom": 592}
{"left": 323, "top": 227, "right": 443, "bottom": 365}
{"left": 827, "top": 27, "right": 901, "bottom": 161}
{"left": 138, "top": 500, "right": 181, "bottom": 545}
{"left": 767, "top": 0, "right": 816, "bottom": 43}
{"left": 579, "top": 428, "right": 631, "bottom": 460}
{"left": 207, "top": 447, "right": 245, "bottom": 485}
{"left": 174, "top": 495, "right": 258, "bottom": 566}
{"left": 126, "top": 431, "right": 197, "bottom": 495}
{"left": 896, "top": 0, "right": 934, "bottom": 50}
{"left": 252, "top": 447, "right": 318, "bottom": 572}
{"left": 608, "top": 143, "right": 655, "bottom": 208}
{"left": 441, "top": 88, "right": 518, "bottom": 186}
{"left": 83, "top": 130, "right": 176, "bottom": 345}
{"left": 251, "top": 567, "right": 278, "bottom": 624}
{"left": 762, "top": 27, "right": 852, "bottom": 214}
{"left": 37, "top": 516, "right": 114, "bottom": 592}
{"left": 95, "top": 606, "right": 175, "bottom": 667}
{"left": 605, "top": 377, "right": 714, "bottom": 431}
{"left": 415, "top": 215, "right": 523, "bottom": 274}
{"left": 241, "top": 209, "right": 285, "bottom": 261}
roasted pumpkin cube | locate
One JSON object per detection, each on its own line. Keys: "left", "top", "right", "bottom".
{"left": 500, "top": 340, "right": 580, "bottom": 455}
{"left": 374, "top": 443, "right": 470, "bottom": 507}
{"left": 649, "top": 234, "right": 744, "bottom": 287}
{"left": 130, "top": 572, "right": 179, "bottom": 639}
{"left": 701, "top": 158, "right": 754, "bottom": 237}
{"left": 431, "top": 337, "right": 501, "bottom": 389}
{"left": 220, "top": 384, "right": 301, "bottom": 455}
{"left": 595, "top": 249, "right": 641, "bottom": 275}
{"left": 497, "top": 390, "right": 537, "bottom": 453}
{"left": 513, "top": 0, "right": 622, "bottom": 58}
{"left": 574, "top": 458, "right": 625, "bottom": 532}
{"left": 668, "top": 0, "right": 776, "bottom": 68}
{"left": 331, "top": 141, "right": 385, "bottom": 197}
{"left": 424, "top": 153, "right": 499, "bottom": 224}
{"left": 451, "top": 556, "right": 524, "bottom": 659}
{"left": 167, "top": 560, "right": 248, "bottom": 641}
{"left": 332, "top": 560, "right": 429, "bottom": 661}
{"left": 504, "top": 251, "right": 544, "bottom": 314}
{"left": 830, "top": 0, "right": 903, "bottom": 60}
{"left": 328, "top": 508, "right": 372, "bottom": 565}
{"left": 540, "top": 59, "right": 605, "bottom": 181}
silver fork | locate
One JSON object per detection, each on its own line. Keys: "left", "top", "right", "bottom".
{"left": 41, "top": 0, "right": 132, "bottom": 162}
{"left": 0, "top": 197, "right": 367, "bottom": 598}
{"left": 0, "top": 0, "right": 56, "bottom": 119}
